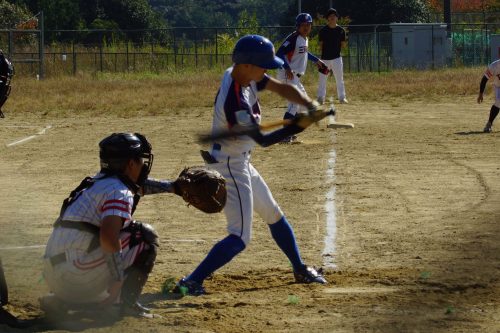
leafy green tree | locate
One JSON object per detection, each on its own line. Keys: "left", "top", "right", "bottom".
{"left": 0, "top": 0, "right": 33, "bottom": 29}
{"left": 281, "top": 0, "right": 432, "bottom": 25}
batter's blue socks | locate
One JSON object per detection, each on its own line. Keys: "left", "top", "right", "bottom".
{"left": 187, "top": 234, "right": 246, "bottom": 283}
{"left": 269, "top": 216, "right": 303, "bottom": 271}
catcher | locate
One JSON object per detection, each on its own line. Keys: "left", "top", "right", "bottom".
{"left": 175, "top": 35, "right": 327, "bottom": 296}
{"left": 41, "top": 132, "right": 226, "bottom": 319}
{"left": 0, "top": 49, "right": 14, "bottom": 118}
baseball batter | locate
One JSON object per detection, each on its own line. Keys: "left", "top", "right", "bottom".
{"left": 478, "top": 59, "right": 500, "bottom": 132}
{"left": 175, "top": 35, "right": 327, "bottom": 296}
{"left": 276, "top": 13, "right": 326, "bottom": 143}
{"left": 316, "top": 8, "right": 348, "bottom": 105}
{"left": 42, "top": 133, "right": 176, "bottom": 317}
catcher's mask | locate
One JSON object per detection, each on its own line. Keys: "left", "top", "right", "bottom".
{"left": 99, "top": 132, "right": 154, "bottom": 186}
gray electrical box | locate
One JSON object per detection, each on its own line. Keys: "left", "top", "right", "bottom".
{"left": 391, "top": 23, "right": 450, "bottom": 69}
{"left": 491, "top": 34, "right": 500, "bottom": 61}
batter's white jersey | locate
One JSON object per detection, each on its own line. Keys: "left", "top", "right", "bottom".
{"left": 485, "top": 59, "right": 500, "bottom": 88}
{"left": 43, "top": 174, "right": 148, "bottom": 304}
{"left": 211, "top": 67, "right": 265, "bottom": 156}
{"left": 209, "top": 68, "right": 283, "bottom": 245}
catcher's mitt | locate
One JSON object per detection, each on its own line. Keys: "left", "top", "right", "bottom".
{"left": 175, "top": 166, "right": 226, "bottom": 213}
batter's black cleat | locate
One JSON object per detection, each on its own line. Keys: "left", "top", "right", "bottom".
{"left": 174, "top": 277, "right": 206, "bottom": 296}
{"left": 294, "top": 265, "right": 327, "bottom": 284}
{"left": 484, "top": 121, "right": 492, "bottom": 133}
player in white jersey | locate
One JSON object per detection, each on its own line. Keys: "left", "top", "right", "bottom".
{"left": 478, "top": 59, "right": 500, "bottom": 133}
{"left": 42, "top": 133, "right": 179, "bottom": 317}
{"left": 276, "top": 13, "right": 326, "bottom": 142}
{"left": 175, "top": 35, "right": 327, "bottom": 296}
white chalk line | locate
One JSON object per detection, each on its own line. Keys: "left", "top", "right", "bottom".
{"left": 1, "top": 125, "right": 42, "bottom": 128}
{"left": 323, "top": 99, "right": 338, "bottom": 269}
{"left": 6, "top": 125, "right": 52, "bottom": 147}
{"left": 0, "top": 239, "right": 208, "bottom": 251}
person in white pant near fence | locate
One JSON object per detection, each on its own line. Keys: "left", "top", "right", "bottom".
{"left": 317, "top": 8, "right": 348, "bottom": 105}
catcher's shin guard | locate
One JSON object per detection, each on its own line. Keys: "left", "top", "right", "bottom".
{"left": 120, "top": 243, "right": 157, "bottom": 315}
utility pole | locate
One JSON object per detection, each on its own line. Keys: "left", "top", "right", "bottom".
{"left": 298, "top": 0, "right": 301, "bottom": 14}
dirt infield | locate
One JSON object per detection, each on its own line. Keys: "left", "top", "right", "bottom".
{"left": 0, "top": 96, "right": 499, "bottom": 332}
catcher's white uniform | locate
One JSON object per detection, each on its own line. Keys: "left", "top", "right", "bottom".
{"left": 484, "top": 59, "right": 500, "bottom": 107}
{"left": 43, "top": 174, "right": 150, "bottom": 303}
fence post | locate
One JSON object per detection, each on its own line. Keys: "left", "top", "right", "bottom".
{"left": 72, "top": 41, "right": 76, "bottom": 75}
{"left": 215, "top": 28, "right": 218, "bottom": 65}
{"left": 195, "top": 29, "right": 198, "bottom": 68}
{"left": 356, "top": 33, "right": 360, "bottom": 72}
{"left": 347, "top": 29, "right": 351, "bottom": 72}
{"left": 376, "top": 26, "right": 380, "bottom": 73}
{"left": 431, "top": 25, "right": 435, "bottom": 70}
{"left": 39, "top": 11, "right": 45, "bottom": 79}
{"left": 126, "top": 40, "right": 129, "bottom": 71}
{"left": 462, "top": 26, "right": 465, "bottom": 65}
{"left": 99, "top": 31, "right": 103, "bottom": 72}
{"left": 173, "top": 28, "right": 177, "bottom": 69}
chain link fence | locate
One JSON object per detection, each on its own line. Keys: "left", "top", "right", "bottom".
{"left": 1, "top": 23, "right": 499, "bottom": 78}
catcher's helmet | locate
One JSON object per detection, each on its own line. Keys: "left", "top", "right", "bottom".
{"left": 99, "top": 133, "right": 153, "bottom": 177}
{"left": 232, "top": 35, "right": 284, "bottom": 69}
{"left": 296, "top": 13, "right": 313, "bottom": 26}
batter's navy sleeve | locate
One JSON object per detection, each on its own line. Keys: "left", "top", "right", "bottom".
{"left": 276, "top": 33, "right": 298, "bottom": 71}
{"left": 250, "top": 123, "right": 305, "bottom": 147}
{"left": 307, "top": 52, "right": 319, "bottom": 63}
{"left": 256, "top": 74, "right": 270, "bottom": 91}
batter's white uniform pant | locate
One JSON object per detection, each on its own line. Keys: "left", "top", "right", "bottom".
{"left": 43, "top": 228, "right": 148, "bottom": 304}
{"left": 208, "top": 149, "right": 284, "bottom": 245}
{"left": 317, "top": 57, "right": 346, "bottom": 101}
{"left": 277, "top": 70, "right": 309, "bottom": 117}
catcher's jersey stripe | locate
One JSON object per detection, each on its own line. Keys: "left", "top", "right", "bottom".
{"left": 101, "top": 205, "right": 130, "bottom": 213}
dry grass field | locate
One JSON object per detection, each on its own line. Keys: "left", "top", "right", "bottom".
{"left": 0, "top": 67, "right": 499, "bottom": 332}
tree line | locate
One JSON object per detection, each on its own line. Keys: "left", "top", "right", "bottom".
{"left": 1, "top": 0, "right": 498, "bottom": 40}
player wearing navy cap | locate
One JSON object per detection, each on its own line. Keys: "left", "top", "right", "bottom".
{"left": 276, "top": 13, "right": 326, "bottom": 143}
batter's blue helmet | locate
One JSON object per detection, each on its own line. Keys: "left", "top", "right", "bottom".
{"left": 232, "top": 35, "right": 284, "bottom": 69}
{"left": 296, "top": 13, "right": 313, "bottom": 26}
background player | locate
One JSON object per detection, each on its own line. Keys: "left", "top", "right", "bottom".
{"left": 0, "top": 49, "right": 14, "bottom": 118}
{"left": 175, "top": 35, "right": 327, "bottom": 296}
{"left": 316, "top": 8, "right": 348, "bottom": 105}
{"left": 478, "top": 58, "right": 500, "bottom": 133}
{"left": 276, "top": 13, "right": 326, "bottom": 142}
{"left": 42, "top": 133, "right": 173, "bottom": 318}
